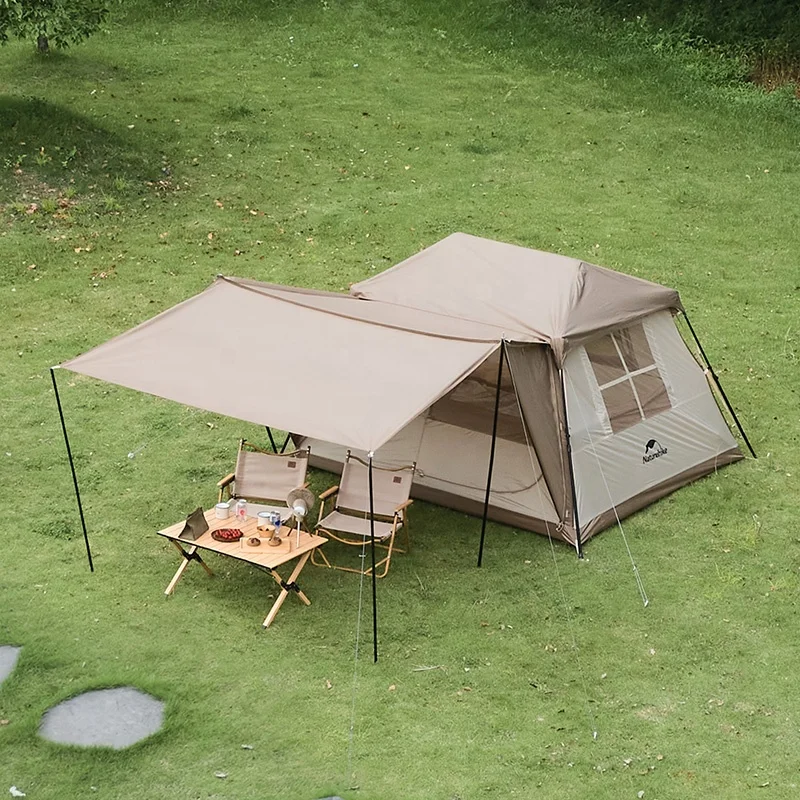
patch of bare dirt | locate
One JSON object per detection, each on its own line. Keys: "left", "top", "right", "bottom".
{"left": 635, "top": 702, "right": 676, "bottom": 722}
{"left": 748, "top": 57, "right": 800, "bottom": 97}
{"left": 1, "top": 171, "right": 79, "bottom": 220}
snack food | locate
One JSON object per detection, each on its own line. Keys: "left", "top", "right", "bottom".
{"left": 247, "top": 536, "right": 261, "bottom": 547}
{"left": 211, "top": 528, "right": 243, "bottom": 542}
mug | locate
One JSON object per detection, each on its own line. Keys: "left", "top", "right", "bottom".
{"left": 257, "top": 511, "right": 272, "bottom": 531}
{"left": 215, "top": 502, "right": 231, "bottom": 520}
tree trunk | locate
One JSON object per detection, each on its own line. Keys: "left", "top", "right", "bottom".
{"left": 37, "top": 35, "right": 49, "bottom": 53}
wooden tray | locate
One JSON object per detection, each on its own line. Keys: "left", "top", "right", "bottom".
{"left": 241, "top": 534, "right": 294, "bottom": 555}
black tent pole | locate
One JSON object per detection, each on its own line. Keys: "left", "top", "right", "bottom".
{"left": 681, "top": 310, "right": 757, "bottom": 459}
{"left": 50, "top": 367, "right": 94, "bottom": 572}
{"left": 368, "top": 452, "right": 378, "bottom": 663}
{"left": 265, "top": 426, "right": 279, "bottom": 453}
{"left": 265, "top": 426, "right": 291, "bottom": 454}
{"left": 478, "top": 342, "right": 505, "bottom": 567}
{"left": 559, "top": 367, "right": 583, "bottom": 559}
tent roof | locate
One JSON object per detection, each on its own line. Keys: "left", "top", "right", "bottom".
{"left": 351, "top": 232, "right": 683, "bottom": 359}
{"left": 60, "top": 236, "right": 684, "bottom": 450}
{"left": 60, "top": 277, "right": 500, "bottom": 453}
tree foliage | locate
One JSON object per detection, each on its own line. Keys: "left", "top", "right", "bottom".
{"left": 0, "top": 0, "right": 110, "bottom": 52}
{"left": 580, "top": 0, "right": 800, "bottom": 55}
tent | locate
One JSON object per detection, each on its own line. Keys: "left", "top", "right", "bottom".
{"left": 56, "top": 234, "right": 752, "bottom": 563}
{"left": 300, "top": 233, "right": 752, "bottom": 549}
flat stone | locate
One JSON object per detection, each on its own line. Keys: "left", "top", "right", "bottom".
{"left": 39, "top": 687, "right": 164, "bottom": 749}
{"left": 0, "top": 646, "right": 21, "bottom": 687}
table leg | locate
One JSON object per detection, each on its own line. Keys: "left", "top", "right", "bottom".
{"left": 165, "top": 542, "right": 213, "bottom": 596}
{"left": 262, "top": 551, "right": 313, "bottom": 628}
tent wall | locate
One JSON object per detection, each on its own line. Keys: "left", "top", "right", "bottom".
{"left": 297, "top": 347, "right": 563, "bottom": 536}
{"left": 504, "top": 343, "right": 573, "bottom": 535}
{"left": 305, "top": 434, "right": 562, "bottom": 530}
{"left": 579, "top": 450, "right": 742, "bottom": 539}
{"left": 301, "top": 310, "right": 743, "bottom": 545}
{"left": 564, "top": 310, "right": 742, "bottom": 535}
{"left": 306, "top": 444, "right": 566, "bottom": 536}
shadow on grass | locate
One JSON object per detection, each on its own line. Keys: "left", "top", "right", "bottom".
{"left": 0, "top": 95, "right": 163, "bottom": 192}
{"left": 10, "top": 45, "right": 136, "bottom": 82}
{"left": 124, "top": 0, "right": 322, "bottom": 24}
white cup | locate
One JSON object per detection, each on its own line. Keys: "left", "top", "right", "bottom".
{"left": 257, "top": 511, "right": 272, "bottom": 530}
{"left": 215, "top": 502, "right": 231, "bottom": 520}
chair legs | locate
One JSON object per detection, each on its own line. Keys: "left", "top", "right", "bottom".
{"left": 312, "top": 514, "right": 407, "bottom": 578}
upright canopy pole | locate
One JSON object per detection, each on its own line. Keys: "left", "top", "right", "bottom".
{"left": 559, "top": 367, "right": 583, "bottom": 559}
{"left": 50, "top": 367, "right": 94, "bottom": 572}
{"left": 477, "top": 342, "right": 505, "bottom": 567}
{"left": 368, "top": 452, "right": 378, "bottom": 663}
{"left": 681, "top": 310, "right": 757, "bottom": 459}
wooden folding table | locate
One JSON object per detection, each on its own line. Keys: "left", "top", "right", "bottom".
{"left": 157, "top": 507, "right": 327, "bottom": 628}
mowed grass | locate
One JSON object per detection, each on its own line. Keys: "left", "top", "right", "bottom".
{"left": 1, "top": 1, "right": 799, "bottom": 798}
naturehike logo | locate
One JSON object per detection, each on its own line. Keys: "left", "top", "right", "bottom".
{"left": 643, "top": 438, "right": 668, "bottom": 464}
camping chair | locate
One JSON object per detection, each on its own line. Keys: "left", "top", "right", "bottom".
{"left": 312, "top": 452, "right": 415, "bottom": 578}
{"left": 217, "top": 439, "right": 310, "bottom": 525}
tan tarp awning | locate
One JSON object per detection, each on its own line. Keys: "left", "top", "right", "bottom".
{"left": 351, "top": 232, "right": 683, "bottom": 361}
{"left": 60, "top": 277, "right": 502, "bottom": 453}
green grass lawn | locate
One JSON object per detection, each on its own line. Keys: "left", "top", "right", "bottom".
{"left": 1, "top": 1, "right": 798, "bottom": 798}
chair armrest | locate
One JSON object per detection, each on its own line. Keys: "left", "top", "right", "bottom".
{"left": 217, "top": 472, "right": 235, "bottom": 489}
{"left": 395, "top": 499, "right": 413, "bottom": 513}
{"left": 319, "top": 485, "right": 340, "bottom": 501}
{"left": 316, "top": 485, "right": 339, "bottom": 526}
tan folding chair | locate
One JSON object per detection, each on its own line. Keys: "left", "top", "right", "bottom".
{"left": 312, "top": 452, "right": 415, "bottom": 578}
{"left": 217, "top": 439, "right": 310, "bottom": 524}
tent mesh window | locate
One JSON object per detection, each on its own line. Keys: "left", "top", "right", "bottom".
{"left": 427, "top": 349, "right": 526, "bottom": 443}
{"left": 586, "top": 323, "right": 671, "bottom": 433}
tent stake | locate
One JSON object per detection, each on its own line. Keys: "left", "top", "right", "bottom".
{"left": 50, "top": 367, "right": 94, "bottom": 572}
{"left": 559, "top": 367, "right": 583, "bottom": 559}
{"left": 368, "top": 452, "right": 378, "bottom": 663}
{"left": 478, "top": 343, "right": 505, "bottom": 567}
{"left": 681, "top": 310, "right": 757, "bottom": 458}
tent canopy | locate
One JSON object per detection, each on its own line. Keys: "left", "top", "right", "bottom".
{"left": 352, "top": 232, "right": 683, "bottom": 361}
{"left": 61, "top": 236, "right": 685, "bottom": 456}
{"left": 60, "top": 277, "right": 503, "bottom": 453}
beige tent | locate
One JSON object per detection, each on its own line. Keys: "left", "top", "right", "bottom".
{"left": 58, "top": 233, "right": 750, "bottom": 558}
{"left": 300, "top": 233, "right": 750, "bottom": 549}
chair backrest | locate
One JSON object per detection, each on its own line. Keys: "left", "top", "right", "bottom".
{"left": 336, "top": 454, "right": 415, "bottom": 518}
{"left": 234, "top": 445, "right": 309, "bottom": 503}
